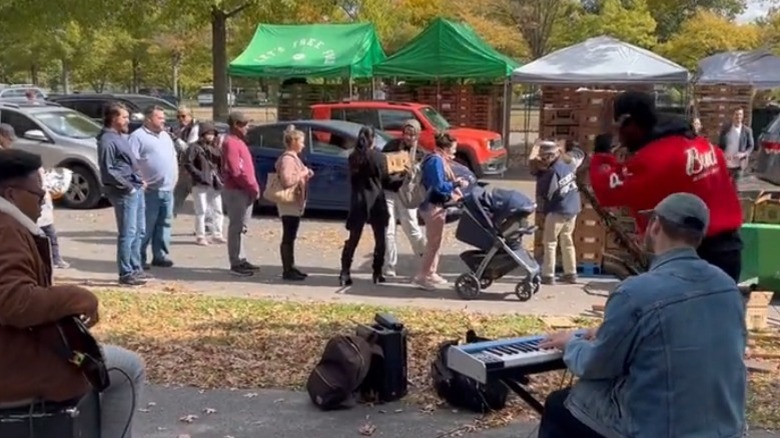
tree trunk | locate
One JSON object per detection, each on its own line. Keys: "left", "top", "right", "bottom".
{"left": 212, "top": 8, "right": 229, "bottom": 122}
{"left": 30, "top": 64, "right": 39, "bottom": 85}
{"left": 131, "top": 58, "right": 141, "bottom": 93}
{"left": 172, "top": 52, "right": 181, "bottom": 99}
{"left": 60, "top": 59, "right": 71, "bottom": 94}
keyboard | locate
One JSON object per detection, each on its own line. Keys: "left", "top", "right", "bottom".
{"left": 446, "top": 335, "right": 564, "bottom": 384}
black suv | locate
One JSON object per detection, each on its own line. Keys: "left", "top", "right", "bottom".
{"left": 48, "top": 93, "right": 228, "bottom": 134}
{"left": 47, "top": 93, "right": 181, "bottom": 132}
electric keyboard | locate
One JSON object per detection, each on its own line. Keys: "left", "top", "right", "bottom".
{"left": 446, "top": 335, "right": 564, "bottom": 384}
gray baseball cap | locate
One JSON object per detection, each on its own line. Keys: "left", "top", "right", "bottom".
{"left": 640, "top": 193, "right": 709, "bottom": 233}
{"left": 227, "top": 111, "right": 250, "bottom": 126}
{"left": 0, "top": 123, "right": 16, "bottom": 140}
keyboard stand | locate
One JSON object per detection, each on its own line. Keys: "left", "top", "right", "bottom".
{"left": 492, "top": 359, "right": 567, "bottom": 415}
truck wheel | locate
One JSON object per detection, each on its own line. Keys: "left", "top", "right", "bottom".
{"left": 455, "top": 149, "right": 483, "bottom": 178}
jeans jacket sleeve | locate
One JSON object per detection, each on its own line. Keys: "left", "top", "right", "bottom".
{"left": 563, "top": 288, "right": 638, "bottom": 380}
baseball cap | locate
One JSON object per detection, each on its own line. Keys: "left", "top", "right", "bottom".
{"left": 227, "top": 111, "right": 250, "bottom": 126}
{"left": 402, "top": 119, "right": 421, "bottom": 133}
{"left": 639, "top": 193, "right": 710, "bottom": 233}
{"left": 198, "top": 121, "right": 217, "bottom": 136}
{"left": 0, "top": 123, "right": 17, "bottom": 140}
{"left": 539, "top": 140, "right": 559, "bottom": 155}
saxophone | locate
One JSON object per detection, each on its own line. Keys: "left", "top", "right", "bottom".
{"left": 576, "top": 155, "right": 651, "bottom": 280}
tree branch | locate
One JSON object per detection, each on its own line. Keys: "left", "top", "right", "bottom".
{"left": 226, "top": 2, "right": 251, "bottom": 18}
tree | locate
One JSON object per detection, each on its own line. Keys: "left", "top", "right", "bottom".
{"left": 487, "top": 0, "right": 575, "bottom": 59}
{"left": 593, "top": 0, "right": 657, "bottom": 48}
{"left": 656, "top": 11, "right": 761, "bottom": 70}
{"left": 645, "top": 0, "right": 747, "bottom": 40}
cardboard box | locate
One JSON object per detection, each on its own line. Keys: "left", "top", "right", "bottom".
{"left": 385, "top": 151, "right": 410, "bottom": 175}
{"left": 754, "top": 199, "right": 780, "bottom": 225}
{"left": 745, "top": 291, "right": 775, "bottom": 331}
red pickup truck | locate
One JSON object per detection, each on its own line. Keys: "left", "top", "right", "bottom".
{"left": 310, "top": 101, "right": 507, "bottom": 177}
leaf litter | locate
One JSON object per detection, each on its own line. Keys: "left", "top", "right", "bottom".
{"left": 90, "top": 290, "right": 780, "bottom": 430}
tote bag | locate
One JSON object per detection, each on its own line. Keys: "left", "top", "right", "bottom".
{"left": 263, "top": 173, "right": 299, "bottom": 204}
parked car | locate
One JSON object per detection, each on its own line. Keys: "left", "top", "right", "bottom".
{"left": 47, "top": 93, "right": 181, "bottom": 132}
{"left": 197, "top": 85, "right": 235, "bottom": 107}
{"left": 310, "top": 101, "right": 507, "bottom": 177}
{"left": 755, "top": 112, "right": 780, "bottom": 184}
{"left": 139, "top": 88, "right": 179, "bottom": 106}
{"left": 247, "top": 120, "right": 476, "bottom": 212}
{"left": 0, "top": 85, "right": 47, "bottom": 100}
{"left": 0, "top": 100, "right": 102, "bottom": 209}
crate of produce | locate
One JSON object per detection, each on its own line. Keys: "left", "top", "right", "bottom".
{"left": 576, "top": 250, "right": 603, "bottom": 266}
{"left": 542, "top": 108, "right": 578, "bottom": 126}
{"left": 541, "top": 125, "right": 579, "bottom": 141}
{"left": 754, "top": 199, "right": 780, "bottom": 224}
{"left": 695, "top": 85, "right": 754, "bottom": 98}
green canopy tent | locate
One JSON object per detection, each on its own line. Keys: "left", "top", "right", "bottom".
{"left": 373, "top": 18, "right": 519, "bottom": 78}
{"left": 228, "top": 23, "right": 386, "bottom": 78}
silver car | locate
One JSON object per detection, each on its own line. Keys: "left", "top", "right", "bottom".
{"left": 0, "top": 100, "right": 102, "bottom": 209}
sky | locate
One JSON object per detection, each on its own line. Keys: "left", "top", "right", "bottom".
{"left": 737, "top": 0, "right": 772, "bottom": 22}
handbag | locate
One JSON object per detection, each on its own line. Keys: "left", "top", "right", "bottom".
{"left": 263, "top": 173, "right": 299, "bottom": 204}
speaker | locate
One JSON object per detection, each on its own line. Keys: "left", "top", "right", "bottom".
{"left": 0, "top": 392, "right": 100, "bottom": 438}
{"left": 357, "top": 313, "right": 408, "bottom": 402}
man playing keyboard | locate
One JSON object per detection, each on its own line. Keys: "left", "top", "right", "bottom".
{"left": 537, "top": 193, "right": 747, "bottom": 438}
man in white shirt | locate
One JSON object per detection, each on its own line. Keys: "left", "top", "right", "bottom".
{"left": 717, "top": 108, "right": 754, "bottom": 189}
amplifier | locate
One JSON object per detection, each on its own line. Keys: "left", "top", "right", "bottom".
{"left": 0, "top": 392, "right": 100, "bottom": 438}
{"left": 357, "top": 313, "right": 408, "bottom": 402}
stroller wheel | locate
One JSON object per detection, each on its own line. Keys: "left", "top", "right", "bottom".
{"left": 479, "top": 278, "right": 493, "bottom": 289}
{"left": 455, "top": 274, "right": 481, "bottom": 300}
{"left": 515, "top": 276, "right": 540, "bottom": 302}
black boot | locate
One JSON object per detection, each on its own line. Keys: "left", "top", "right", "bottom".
{"left": 281, "top": 243, "right": 305, "bottom": 281}
{"left": 339, "top": 243, "right": 353, "bottom": 286}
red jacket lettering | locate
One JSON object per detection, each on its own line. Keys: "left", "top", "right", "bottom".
{"left": 589, "top": 134, "right": 742, "bottom": 237}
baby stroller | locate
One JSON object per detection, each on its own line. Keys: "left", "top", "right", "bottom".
{"left": 453, "top": 185, "right": 541, "bottom": 301}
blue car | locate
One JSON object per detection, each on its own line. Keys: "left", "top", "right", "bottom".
{"left": 247, "top": 120, "right": 478, "bottom": 212}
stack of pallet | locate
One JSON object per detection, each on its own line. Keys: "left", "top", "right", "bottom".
{"left": 278, "top": 84, "right": 348, "bottom": 121}
{"left": 385, "top": 84, "right": 503, "bottom": 132}
{"left": 694, "top": 84, "right": 754, "bottom": 143}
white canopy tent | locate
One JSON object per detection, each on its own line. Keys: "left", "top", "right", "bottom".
{"left": 512, "top": 36, "right": 690, "bottom": 84}
{"left": 697, "top": 50, "right": 780, "bottom": 89}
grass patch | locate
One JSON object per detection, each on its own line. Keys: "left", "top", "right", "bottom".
{"left": 91, "top": 289, "right": 780, "bottom": 429}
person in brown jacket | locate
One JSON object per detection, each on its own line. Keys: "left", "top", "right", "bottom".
{"left": 0, "top": 149, "right": 146, "bottom": 437}
{"left": 275, "top": 124, "right": 313, "bottom": 281}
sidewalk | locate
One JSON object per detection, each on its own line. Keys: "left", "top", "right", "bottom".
{"left": 138, "top": 386, "right": 779, "bottom": 438}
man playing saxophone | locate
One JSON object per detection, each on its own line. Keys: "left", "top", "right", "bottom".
{"left": 589, "top": 91, "right": 743, "bottom": 281}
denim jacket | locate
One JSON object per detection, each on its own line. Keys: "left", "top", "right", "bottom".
{"left": 564, "top": 248, "right": 747, "bottom": 438}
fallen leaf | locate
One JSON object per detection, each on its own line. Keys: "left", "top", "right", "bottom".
{"left": 203, "top": 407, "right": 217, "bottom": 415}
{"left": 179, "top": 414, "right": 198, "bottom": 423}
{"left": 358, "top": 423, "right": 377, "bottom": 436}
{"left": 244, "top": 392, "right": 259, "bottom": 398}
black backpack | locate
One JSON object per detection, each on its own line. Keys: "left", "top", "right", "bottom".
{"left": 306, "top": 334, "right": 379, "bottom": 410}
{"left": 430, "top": 331, "right": 510, "bottom": 413}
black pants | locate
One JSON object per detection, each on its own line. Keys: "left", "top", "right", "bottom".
{"left": 538, "top": 389, "right": 605, "bottom": 438}
{"left": 697, "top": 231, "right": 743, "bottom": 283}
{"left": 340, "top": 221, "right": 386, "bottom": 274}
{"left": 40, "top": 224, "right": 63, "bottom": 263}
{"left": 280, "top": 216, "right": 301, "bottom": 272}
{"left": 281, "top": 215, "right": 301, "bottom": 245}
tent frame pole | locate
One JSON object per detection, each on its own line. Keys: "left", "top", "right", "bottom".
{"left": 502, "top": 78, "right": 510, "bottom": 150}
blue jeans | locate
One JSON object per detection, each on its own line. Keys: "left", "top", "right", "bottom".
{"left": 141, "top": 189, "right": 173, "bottom": 264}
{"left": 108, "top": 189, "right": 145, "bottom": 279}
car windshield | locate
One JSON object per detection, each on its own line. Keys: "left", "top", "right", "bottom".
{"left": 126, "top": 96, "right": 179, "bottom": 121}
{"left": 419, "top": 106, "right": 451, "bottom": 131}
{"left": 34, "top": 110, "right": 101, "bottom": 139}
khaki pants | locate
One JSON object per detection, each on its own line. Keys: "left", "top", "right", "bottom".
{"left": 542, "top": 213, "right": 577, "bottom": 277}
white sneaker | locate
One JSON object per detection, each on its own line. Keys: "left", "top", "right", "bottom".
{"left": 431, "top": 274, "right": 448, "bottom": 285}
{"left": 384, "top": 268, "right": 397, "bottom": 278}
{"left": 412, "top": 276, "right": 436, "bottom": 291}
{"left": 196, "top": 237, "right": 210, "bottom": 246}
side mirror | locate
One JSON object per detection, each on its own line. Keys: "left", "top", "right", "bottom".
{"left": 23, "top": 129, "right": 48, "bottom": 142}
{"left": 130, "top": 112, "right": 144, "bottom": 122}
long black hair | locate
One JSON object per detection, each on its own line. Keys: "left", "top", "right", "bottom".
{"left": 348, "top": 125, "right": 376, "bottom": 174}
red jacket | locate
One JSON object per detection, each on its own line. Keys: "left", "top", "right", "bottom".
{"left": 589, "top": 133, "right": 742, "bottom": 237}
{"left": 221, "top": 134, "right": 260, "bottom": 197}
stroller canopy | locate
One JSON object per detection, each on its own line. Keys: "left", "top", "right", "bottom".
{"left": 470, "top": 186, "right": 535, "bottom": 228}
